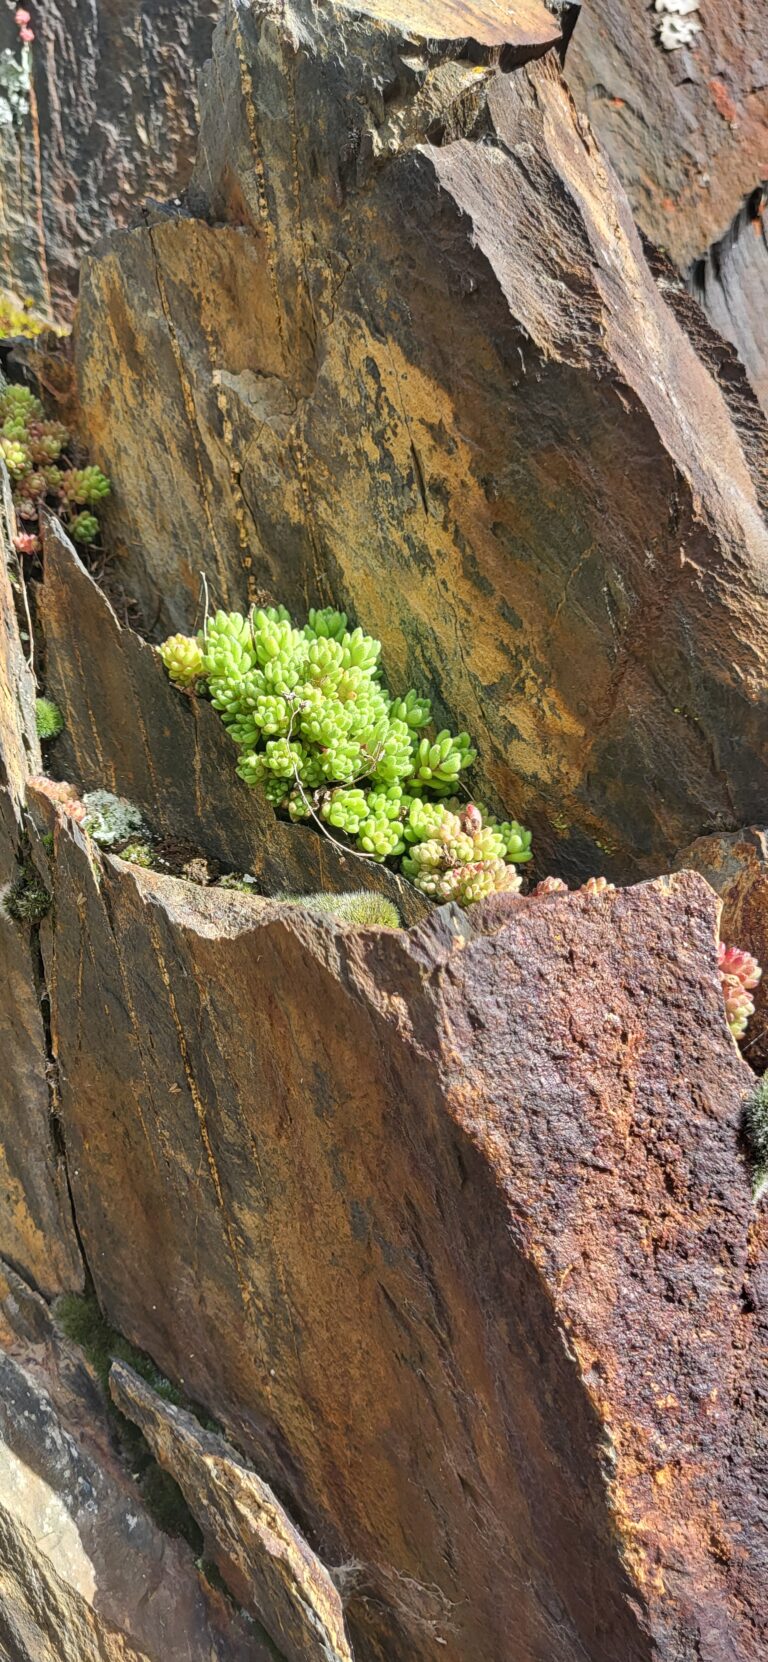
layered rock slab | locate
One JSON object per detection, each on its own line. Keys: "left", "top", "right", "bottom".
{"left": 565, "top": 0, "right": 768, "bottom": 270}
{"left": 41, "top": 807, "right": 766, "bottom": 1662}
{"left": 111, "top": 1360, "right": 354, "bottom": 1662}
{"left": 75, "top": 0, "right": 768, "bottom": 881}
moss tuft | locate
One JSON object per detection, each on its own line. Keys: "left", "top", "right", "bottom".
{"left": 35, "top": 696, "right": 64, "bottom": 740}
{"left": 3, "top": 867, "right": 50, "bottom": 923}
{"left": 282, "top": 889, "right": 401, "bottom": 928}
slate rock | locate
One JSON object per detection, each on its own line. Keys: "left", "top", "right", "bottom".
{"left": 44, "top": 817, "right": 766, "bottom": 1661}
{"left": 73, "top": 0, "right": 768, "bottom": 881}
{"left": 111, "top": 1359, "right": 354, "bottom": 1662}
{"left": 0, "top": 0, "right": 219, "bottom": 320}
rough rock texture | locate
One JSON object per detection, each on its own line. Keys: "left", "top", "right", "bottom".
{"left": 111, "top": 1361, "right": 354, "bottom": 1662}
{"left": 0, "top": 1258, "right": 264, "bottom": 1662}
{"left": 565, "top": 0, "right": 768, "bottom": 270}
{"left": 676, "top": 827, "right": 768, "bottom": 1067}
{"left": 687, "top": 184, "right": 768, "bottom": 417}
{"left": 74, "top": 0, "right": 768, "bottom": 883}
{"left": 0, "top": 477, "right": 81, "bottom": 1297}
{"left": 0, "top": 0, "right": 219, "bottom": 321}
{"left": 39, "top": 517, "right": 426, "bottom": 923}
{"left": 36, "top": 766, "right": 765, "bottom": 1662}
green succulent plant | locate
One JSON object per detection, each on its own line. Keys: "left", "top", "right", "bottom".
{"left": 159, "top": 605, "right": 532, "bottom": 907}
{"left": 35, "top": 696, "right": 64, "bottom": 740}
{"left": 117, "top": 842, "right": 155, "bottom": 868}
{"left": 0, "top": 374, "right": 110, "bottom": 556}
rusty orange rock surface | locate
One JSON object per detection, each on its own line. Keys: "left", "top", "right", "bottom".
{"left": 43, "top": 811, "right": 765, "bottom": 1660}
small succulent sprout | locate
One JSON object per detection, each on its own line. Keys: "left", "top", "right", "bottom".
{"left": 0, "top": 436, "right": 30, "bottom": 479}
{"left": 35, "top": 696, "right": 64, "bottom": 740}
{"left": 80, "top": 790, "right": 146, "bottom": 848}
{"left": 3, "top": 869, "right": 50, "bottom": 923}
{"left": 744, "top": 1076, "right": 768, "bottom": 1202}
{"left": 580, "top": 876, "right": 616, "bottom": 894}
{"left": 118, "top": 842, "right": 155, "bottom": 868}
{"left": 69, "top": 512, "right": 100, "bottom": 545}
{"left": 718, "top": 941, "right": 762, "bottom": 1042}
{"left": 158, "top": 633, "right": 205, "bottom": 688}
{"left": 282, "top": 890, "right": 401, "bottom": 928}
{"left": 0, "top": 384, "right": 42, "bottom": 422}
{"left": 14, "top": 529, "right": 41, "bottom": 558}
{"left": 533, "top": 876, "right": 569, "bottom": 895}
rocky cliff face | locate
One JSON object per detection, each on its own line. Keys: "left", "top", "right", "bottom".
{"left": 1, "top": 4, "right": 768, "bottom": 1662}
{"left": 74, "top": 0, "right": 768, "bottom": 883}
{"left": 0, "top": 0, "right": 218, "bottom": 320}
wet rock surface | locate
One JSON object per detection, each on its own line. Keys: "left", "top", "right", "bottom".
{"left": 74, "top": 0, "right": 768, "bottom": 882}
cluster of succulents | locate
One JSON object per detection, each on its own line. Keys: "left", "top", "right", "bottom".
{"left": 718, "top": 942, "right": 762, "bottom": 1042}
{"left": 0, "top": 377, "right": 110, "bottom": 557}
{"left": 532, "top": 874, "right": 616, "bottom": 896}
{"left": 159, "top": 606, "right": 532, "bottom": 907}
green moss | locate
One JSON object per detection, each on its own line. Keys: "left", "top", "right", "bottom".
{"left": 282, "top": 889, "right": 401, "bottom": 928}
{"left": 35, "top": 696, "right": 64, "bottom": 740}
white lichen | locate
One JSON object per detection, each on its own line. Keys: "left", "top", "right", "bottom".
{"left": 80, "top": 790, "right": 146, "bottom": 848}
{"left": 0, "top": 43, "right": 31, "bottom": 126}
{"left": 655, "top": 0, "right": 702, "bottom": 50}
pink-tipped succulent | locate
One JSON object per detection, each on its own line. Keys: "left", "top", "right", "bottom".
{"left": 580, "top": 876, "right": 615, "bottom": 894}
{"left": 718, "top": 941, "right": 762, "bottom": 1041}
{"left": 15, "top": 8, "right": 34, "bottom": 42}
{"left": 532, "top": 876, "right": 569, "bottom": 896}
{"left": 14, "top": 530, "right": 40, "bottom": 556}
